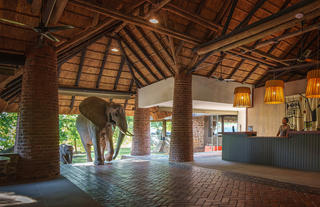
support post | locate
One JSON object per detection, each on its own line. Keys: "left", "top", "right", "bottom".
{"left": 16, "top": 43, "right": 59, "bottom": 180}
{"left": 169, "top": 70, "right": 193, "bottom": 162}
{"left": 131, "top": 95, "right": 150, "bottom": 156}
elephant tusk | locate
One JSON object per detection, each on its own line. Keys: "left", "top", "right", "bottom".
{"left": 125, "top": 131, "right": 134, "bottom": 137}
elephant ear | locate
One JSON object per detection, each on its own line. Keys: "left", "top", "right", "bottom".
{"left": 79, "top": 97, "right": 107, "bottom": 128}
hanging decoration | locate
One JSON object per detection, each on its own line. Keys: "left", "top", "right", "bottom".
{"left": 306, "top": 69, "right": 320, "bottom": 98}
{"left": 233, "top": 87, "right": 251, "bottom": 107}
{"left": 264, "top": 80, "right": 284, "bottom": 104}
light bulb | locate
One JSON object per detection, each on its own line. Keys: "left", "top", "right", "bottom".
{"left": 149, "top": 18, "right": 159, "bottom": 24}
{"left": 111, "top": 48, "right": 119, "bottom": 52}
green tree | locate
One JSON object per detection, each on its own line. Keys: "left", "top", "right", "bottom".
{"left": 0, "top": 112, "right": 17, "bottom": 150}
{"left": 59, "top": 114, "right": 83, "bottom": 153}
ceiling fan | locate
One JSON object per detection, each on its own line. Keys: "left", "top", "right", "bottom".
{"left": 0, "top": 0, "right": 74, "bottom": 43}
{"left": 213, "top": 58, "right": 235, "bottom": 82}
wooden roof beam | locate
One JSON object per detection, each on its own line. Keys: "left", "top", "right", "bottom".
{"left": 118, "top": 39, "right": 149, "bottom": 85}
{"left": 152, "top": 32, "right": 174, "bottom": 63}
{"left": 206, "top": 52, "right": 226, "bottom": 77}
{"left": 195, "top": 0, "right": 320, "bottom": 55}
{"left": 69, "top": 0, "right": 201, "bottom": 45}
{"left": 234, "top": 0, "right": 267, "bottom": 31}
{"left": 123, "top": 27, "right": 166, "bottom": 79}
{"left": 49, "top": 0, "right": 68, "bottom": 24}
{"left": 96, "top": 39, "right": 112, "bottom": 88}
{"left": 225, "top": 51, "right": 277, "bottom": 68}
{"left": 162, "top": 3, "right": 222, "bottom": 32}
{"left": 113, "top": 56, "right": 125, "bottom": 90}
{"left": 227, "top": 59, "right": 244, "bottom": 79}
{"left": 135, "top": 26, "right": 175, "bottom": 76}
{"left": 222, "top": 0, "right": 238, "bottom": 35}
{"left": 119, "top": 34, "right": 160, "bottom": 81}
{"left": 59, "top": 86, "right": 135, "bottom": 99}
{"left": 75, "top": 49, "right": 86, "bottom": 87}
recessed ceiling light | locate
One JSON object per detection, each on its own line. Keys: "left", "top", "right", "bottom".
{"left": 111, "top": 48, "right": 119, "bottom": 52}
{"left": 149, "top": 18, "right": 159, "bottom": 24}
{"left": 295, "top": 13, "right": 304, "bottom": 19}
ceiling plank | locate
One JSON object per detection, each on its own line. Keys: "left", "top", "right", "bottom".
{"left": 69, "top": 0, "right": 201, "bottom": 45}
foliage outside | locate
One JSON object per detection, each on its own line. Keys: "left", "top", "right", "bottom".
{"left": 0, "top": 112, "right": 17, "bottom": 150}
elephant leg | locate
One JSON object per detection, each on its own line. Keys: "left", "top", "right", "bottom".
{"left": 100, "top": 135, "right": 106, "bottom": 162}
{"left": 90, "top": 125, "right": 103, "bottom": 165}
{"left": 86, "top": 144, "right": 93, "bottom": 162}
{"left": 105, "top": 125, "right": 114, "bottom": 161}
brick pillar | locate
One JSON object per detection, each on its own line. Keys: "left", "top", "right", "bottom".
{"left": 169, "top": 70, "right": 193, "bottom": 162}
{"left": 17, "top": 43, "right": 59, "bottom": 180}
{"left": 131, "top": 96, "right": 150, "bottom": 156}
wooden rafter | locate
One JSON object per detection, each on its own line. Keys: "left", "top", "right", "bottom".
{"left": 75, "top": 49, "right": 86, "bottom": 87}
{"left": 124, "top": 27, "right": 166, "bottom": 79}
{"left": 69, "top": 0, "right": 201, "bottom": 45}
{"left": 207, "top": 53, "right": 226, "bottom": 77}
{"left": 113, "top": 56, "right": 125, "bottom": 90}
{"left": 135, "top": 26, "right": 175, "bottom": 75}
{"left": 233, "top": 0, "right": 267, "bottom": 31}
{"left": 96, "top": 38, "right": 112, "bottom": 88}
{"left": 222, "top": 0, "right": 238, "bottom": 35}
{"left": 118, "top": 39, "right": 150, "bottom": 85}
{"left": 152, "top": 32, "right": 174, "bottom": 63}
{"left": 195, "top": 0, "right": 320, "bottom": 55}
{"left": 119, "top": 34, "right": 160, "bottom": 81}
{"left": 227, "top": 59, "right": 244, "bottom": 79}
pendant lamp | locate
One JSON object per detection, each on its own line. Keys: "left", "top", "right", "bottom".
{"left": 233, "top": 87, "right": 251, "bottom": 107}
{"left": 264, "top": 80, "right": 284, "bottom": 104}
{"left": 306, "top": 69, "right": 320, "bottom": 98}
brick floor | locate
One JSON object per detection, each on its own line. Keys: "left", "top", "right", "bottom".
{"left": 61, "top": 159, "right": 320, "bottom": 207}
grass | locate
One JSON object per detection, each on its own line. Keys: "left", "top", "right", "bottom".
{"left": 72, "top": 147, "right": 131, "bottom": 163}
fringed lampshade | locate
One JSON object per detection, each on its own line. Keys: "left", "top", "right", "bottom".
{"left": 306, "top": 69, "right": 320, "bottom": 98}
{"left": 233, "top": 87, "right": 251, "bottom": 107}
{"left": 264, "top": 80, "right": 284, "bottom": 104}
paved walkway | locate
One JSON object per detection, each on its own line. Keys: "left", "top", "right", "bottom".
{"left": 61, "top": 158, "right": 320, "bottom": 207}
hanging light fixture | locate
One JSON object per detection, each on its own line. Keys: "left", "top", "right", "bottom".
{"left": 233, "top": 87, "right": 251, "bottom": 107}
{"left": 306, "top": 30, "right": 320, "bottom": 98}
{"left": 264, "top": 80, "right": 284, "bottom": 104}
{"left": 306, "top": 69, "right": 320, "bottom": 98}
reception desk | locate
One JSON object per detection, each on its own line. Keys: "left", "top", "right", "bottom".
{"left": 222, "top": 132, "right": 320, "bottom": 171}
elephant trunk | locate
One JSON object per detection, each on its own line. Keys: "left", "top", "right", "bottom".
{"left": 113, "top": 116, "right": 128, "bottom": 160}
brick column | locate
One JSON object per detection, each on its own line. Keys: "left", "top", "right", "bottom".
{"left": 131, "top": 96, "right": 150, "bottom": 156}
{"left": 169, "top": 70, "right": 193, "bottom": 162}
{"left": 16, "top": 43, "right": 59, "bottom": 180}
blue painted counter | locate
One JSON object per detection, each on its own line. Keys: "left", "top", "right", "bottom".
{"left": 222, "top": 132, "right": 320, "bottom": 171}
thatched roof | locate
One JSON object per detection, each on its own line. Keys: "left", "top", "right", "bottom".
{"left": 0, "top": 0, "right": 319, "bottom": 114}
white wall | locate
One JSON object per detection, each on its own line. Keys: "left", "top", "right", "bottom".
{"left": 138, "top": 75, "right": 252, "bottom": 107}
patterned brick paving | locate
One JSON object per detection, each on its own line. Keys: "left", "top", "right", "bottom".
{"left": 61, "top": 159, "right": 320, "bottom": 207}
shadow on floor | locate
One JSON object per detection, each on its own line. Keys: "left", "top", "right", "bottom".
{"left": 0, "top": 176, "right": 101, "bottom": 207}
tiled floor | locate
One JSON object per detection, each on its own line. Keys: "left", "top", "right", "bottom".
{"left": 61, "top": 157, "right": 320, "bottom": 207}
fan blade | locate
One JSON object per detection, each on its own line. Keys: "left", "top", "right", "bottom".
{"left": 47, "top": 25, "right": 74, "bottom": 32}
{"left": 42, "top": 32, "right": 59, "bottom": 42}
{"left": 0, "top": 18, "right": 33, "bottom": 29}
{"left": 42, "top": 0, "right": 57, "bottom": 26}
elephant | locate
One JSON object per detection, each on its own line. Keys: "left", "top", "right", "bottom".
{"left": 59, "top": 144, "right": 74, "bottom": 164}
{"left": 76, "top": 96, "right": 132, "bottom": 165}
